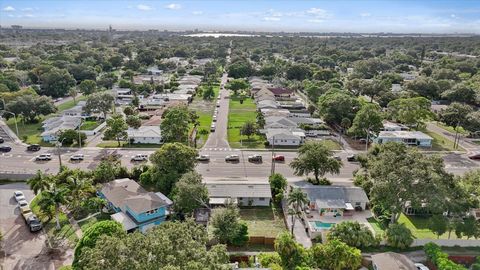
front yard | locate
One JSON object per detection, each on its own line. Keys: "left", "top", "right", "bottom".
{"left": 78, "top": 212, "right": 111, "bottom": 232}
{"left": 239, "top": 206, "right": 286, "bottom": 238}
{"left": 228, "top": 95, "right": 266, "bottom": 149}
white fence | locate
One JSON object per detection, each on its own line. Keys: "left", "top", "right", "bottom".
{"left": 82, "top": 122, "right": 106, "bottom": 136}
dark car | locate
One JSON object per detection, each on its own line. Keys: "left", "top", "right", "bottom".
{"left": 272, "top": 155, "right": 285, "bottom": 162}
{"left": 0, "top": 137, "right": 4, "bottom": 143}
{"left": 27, "top": 144, "right": 41, "bottom": 151}
{"left": 347, "top": 154, "right": 357, "bottom": 162}
{"left": 468, "top": 152, "right": 480, "bottom": 160}
{"left": 0, "top": 146, "right": 12, "bottom": 152}
{"left": 25, "top": 214, "right": 43, "bottom": 232}
{"left": 248, "top": 154, "right": 262, "bottom": 163}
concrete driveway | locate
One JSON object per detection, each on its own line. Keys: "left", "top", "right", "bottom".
{"left": 0, "top": 183, "right": 71, "bottom": 270}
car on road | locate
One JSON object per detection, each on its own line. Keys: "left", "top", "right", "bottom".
{"left": 14, "top": 191, "right": 26, "bottom": 202}
{"left": 468, "top": 152, "right": 480, "bottom": 160}
{"left": 225, "top": 154, "right": 240, "bottom": 162}
{"left": 196, "top": 154, "right": 210, "bottom": 161}
{"left": 216, "top": 101, "right": 220, "bottom": 107}
{"left": 210, "top": 124, "right": 216, "bottom": 132}
{"left": 27, "top": 144, "right": 41, "bottom": 151}
{"left": 347, "top": 154, "right": 357, "bottom": 162}
{"left": 272, "top": 155, "right": 285, "bottom": 162}
{"left": 0, "top": 145, "right": 12, "bottom": 152}
{"left": 131, "top": 154, "right": 149, "bottom": 162}
{"left": 414, "top": 263, "right": 429, "bottom": 270}
{"left": 248, "top": 154, "right": 262, "bottom": 162}
{"left": 35, "top": 153, "right": 52, "bottom": 161}
{"left": 0, "top": 136, "right": 4, "bottom": 143}
{"left": 333, "top": 155, "right": 341, "bottom": 161}
{"left": 70, "top": 154, "right": 84, "bottom": 161}
{"left": 18, "top": 199, "right": 29, "bottom": 208}
{"left": 213, "top": 115, "right": 217, "bottom": 122}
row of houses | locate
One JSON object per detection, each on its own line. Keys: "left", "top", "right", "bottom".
{"left": 41, "top": 101, "right": 89, "bottom": 142}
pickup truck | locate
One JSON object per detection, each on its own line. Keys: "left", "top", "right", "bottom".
{"left": 21, "top": 206, "right": 43, "bottom": 232}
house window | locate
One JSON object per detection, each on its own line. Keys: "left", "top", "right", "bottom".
{"left": 259, "top": 198, "right": 265, "bottom": 201}
{"left": 238, "top": 197, "right": 243, "bottom": 200}
{"left": 355, "top": 202, "right": 361, "bottom": 206}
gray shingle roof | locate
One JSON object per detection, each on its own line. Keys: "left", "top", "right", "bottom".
{"left": 206, "top": 182, "right": 272, "bottom": 199}
{"left": 301, "top": 186, "right": 369, "bottom": 209}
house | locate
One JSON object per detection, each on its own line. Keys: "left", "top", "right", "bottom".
{"left": 41, "top": 116, "right": 83, "bottom": 142}
{"left": 399, "top": 72, "right": 417, "bottom": 81}
{"left": 381, "top": 121, "right": 409, "bottom": 131}
{"left": 371, "top": 252, "right": 416, "bottom": 270}
{"left": 62, "top": 101, "right": 87, "bottom": 117}
{"left": 260, "top": 108, "right": 291, "bottom": 118}
{"left": 267, "top": 87, "right": 294, "bottom": 98}
{"left": 257, "top": 100, "right": 279, "bottom": 110}
{"left": 127, "top": 126, "right": 162, "bottom": 144}
{"left": 98, "top": 178, "right": 172, "bottom": 233}
{"left": 265, "top": 116, "right": 297, "bottom": 129}
{"left": 266, "top": 128, "right": 305, "bottom": 146}
{"left": 302, "top": 186, "right": 369, "bottom": 217}
{"left": 147, "top": 66, "right": 163, "bottom": 75}
{"left": 206, "top": 182, "right": 272, "bottom": 207}
{"left": 113, "top": 88, "right": 134, "bottom": 105}
{"left": 391, "top": 83, "right": 403, "bottom": 93}
{"left": 374, "top": 131, "right": 433, "bottom": 147}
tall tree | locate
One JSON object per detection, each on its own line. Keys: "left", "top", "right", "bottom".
{"left": 210, "top": 203, "right": 249, "bottom": 246}
{"left": 290, "top": 141, "right": 342, "bottom": 183}
{"left": 126, "top": 115, "right": 141, "bottom": 129}
{"left": 172, "top": 171, "right": 209, "bottom": 216}
{"left": 160, "top": 105, "right": 191, "bottom": 143}
{"left": 440, "top": 102, "right": 474, "bottom": 149}
{"left": 269, "top": 173, "right": 288, "bottom": 204}
{"left": 84, "top": 92, "right": 114, "bottom": 119}
{"left": 387, "top": 97, "right": 433, "bottom": 128}
{"left": 6, "top": 95, "right": 57, "bottom": 123}
{"left": 27, "top": 170, "right": 53, "bottom": 195}
{"left": 317, "top": 89, "right": 359, "bottom": 125}
{"left": 37, "top": 185, "right": 68, "bottom": 230}
{"left": 78, "top": 79, "right": 97, "bottom": 95}
{"left": 225, "top": 78, "right": 249, "bottom": 95}
{"left": 287, "top": 187, "right": 308, "bottom": 235}
{"left": 311, "top": 239, "right": 362, "bottom": 270}
{"left": 349, "top": 103, "right": 383, "bottom": 151}
{"left": 104, "top": 114, "right": 128, "bottom": 146}
{"left": 274, "top": 232, "right": 308, "bottom": 270}
{"left": 39, "top": 68, "right": 76, "bottom": 97}
{"left": 240, "top": 121, "right": 256, "bottom": 139}
{"left": 327, "top": 221, "right": 378, "bottom": 248}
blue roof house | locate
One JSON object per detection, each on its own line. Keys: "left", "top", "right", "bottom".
{"left": 99, "top": 178, "right": 173, "bottom": 233}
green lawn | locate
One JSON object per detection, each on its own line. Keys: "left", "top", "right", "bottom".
{"left": 419, "top": 128, "right": 464, "bottom": 152}
{"left": 190, "top": 84, "right": 220, "bottom": 147}
{"left": 56, "top": 95, "right": 87, "bottom": 111}
{"left": 435, "top": 122, "right": 469, "bottom": 136}
{"left": 239, "top": 206, "right": 286, "bottom": 238}
{"left": 80, "top": 120, "right": 103, "bottom": 130}
{"left": 30, "top": 194, "right": 79, "bottom": 246}
{"left": 228, "top": 95, "right": 265, "bottom": 149}
{"left": 319, "top": 139, "right": 342, "bottom": 150}
{"left": 368, "top": 214, "right": 468, "bottom": 240}
{"left": 78, "top": 212, "right": 111, "bottom": 232}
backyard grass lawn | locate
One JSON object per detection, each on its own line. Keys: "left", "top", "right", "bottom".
{"left": 419, "top": 128, "right": 464, "bottom": 152}
{"left": 240, "top": 206, "right": 286, "bottom": 238}
{"left": 78, "top": 212, "right": 111, "bottom": 232}
{"left": 228, "top": 96, "right": 265, "bottom": 149}
{"left": 30, "top": 194, "right": 78, "bottom": 246}
{"left": 368, "top": 214, "right": 467, "bottom": 240}
{"left": 80, "top": 120, "right": 102, "bottom": 130}
{"left": 319, "top": 139, "right": 342, "bottom": 150}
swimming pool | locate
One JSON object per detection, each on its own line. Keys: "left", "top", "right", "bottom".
{"left": 310, "top": 221, "right": 335, "bottom": 230}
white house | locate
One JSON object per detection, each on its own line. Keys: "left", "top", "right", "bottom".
{"left": 266, "top": 128, "right": 305, "bottom": 146}
{"left": 381, "top": 121, "right": 409, "bottom": 131}
{"left": 127, "top": 126, "right": 162, "bottom": 144}
{"left": 41, "top": 116, "right": 83, "bottom": 142}
{"left": 374, "top": 130, "right": 433, "bottom": 147}
{"left": 206, "top": 182, "right": 272, "bottom": 207}
{"left": 62, "top": 101, "right": 87, "bottom": 117}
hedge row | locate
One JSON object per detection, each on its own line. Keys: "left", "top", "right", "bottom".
{"left": 424, "top": 242, "right": 466, "bottom": 270}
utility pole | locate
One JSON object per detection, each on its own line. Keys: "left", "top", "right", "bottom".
{"left": 271, "top": 136, "right": 275, "bottom": 175}
{"left": 78, "top": 118, "right": 83, "bottom": 148}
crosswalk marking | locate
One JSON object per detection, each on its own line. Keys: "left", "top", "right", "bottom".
{"left": 203, "top": 148, "right": 233, "bottom": 151}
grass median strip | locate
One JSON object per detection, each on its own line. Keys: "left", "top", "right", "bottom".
{"left": 228, "top": 95, "right": 265, "bottom": 149}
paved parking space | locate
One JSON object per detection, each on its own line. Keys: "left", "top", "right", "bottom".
{"left": 0, "top": 183, "right": 70, "bottom": 270}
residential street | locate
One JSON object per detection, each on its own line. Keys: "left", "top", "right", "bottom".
{"left": 426, "top": 122, "right": 480, "bottom": 152}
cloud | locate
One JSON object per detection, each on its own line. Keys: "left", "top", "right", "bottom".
{"left": 263, "top": 17, "right": 281, "bottom": 21}
{"left": 22, "top": 7, "right": 33, "bottom": 11}
{"left": 24, "top": 14, "right": 35, "bottom": 18}
{"left": 360, "top": 13, "right": 371, "bottom": 17}
{"left": 3, "top": 6, "right": 15, "bottom": 11}
{"left": 306, "top": 8, "right": 330, "bottom": 19}
{"left": 136, "top": 4, "right": 152, "bottom": 11}
{"left": 450, "top": 14, "right": 456, "bottom": 18}
{"left": 192, "top": 11, "right": 203, "bottom": 15}
{"left": 165, "top": 3, "right": 181, "bottom": 10}
{"left": 308, "top": 19, "right": 324, "bottom": 23}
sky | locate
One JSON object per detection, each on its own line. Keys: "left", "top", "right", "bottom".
{"left": 1, "top": 0, "right": 479, "bottom": 33}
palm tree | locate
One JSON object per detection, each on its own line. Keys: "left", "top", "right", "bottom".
{"left": 27, "top": 170, "right": 53, "bottom": 195}
{"left": 38, "top": 185, "right": 68, "bottom": 230}
{"left": 287, "top": 187, "right": 308, "bottom": 235}
{"left": 66, "top": 173, "right": 95, "bottom": 212}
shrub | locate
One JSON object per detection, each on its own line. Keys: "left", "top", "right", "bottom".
{"left": 424, "top": 242, "right": 466, "bottom": 270}
{"left": 385, "top": 223, "right": 414, "bottom": 249}
{"left": 258, "top": 252, "right": 282, "bottom": 268}
{"left": 327, "top": 221, "right": 379, "bottom": 248}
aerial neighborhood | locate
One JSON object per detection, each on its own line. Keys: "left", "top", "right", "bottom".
{"left": 1, "top": 1, "right": 480, "bottom": 269}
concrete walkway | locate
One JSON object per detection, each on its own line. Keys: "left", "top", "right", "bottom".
{"left": 281, "top": 198, "right": 312, "bottom": 248}
{"left": 68, "top": 216, "right": 83, "bottom": 239}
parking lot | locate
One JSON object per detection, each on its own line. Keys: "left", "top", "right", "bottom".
{"left": 0, "top": 183, "right": 70, "bottom": 270}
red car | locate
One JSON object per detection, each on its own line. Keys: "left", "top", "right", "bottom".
{"left": 468, "top": 153, "right": 480, "bottom": 160}
{"left": 272, "top": 155, "right": 285, "bottom": 162}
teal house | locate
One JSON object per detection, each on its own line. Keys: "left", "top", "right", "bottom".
{"left": 99, "top": 178, "right": 172, "bottom": 233}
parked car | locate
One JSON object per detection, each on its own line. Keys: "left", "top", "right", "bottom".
{"left": 0, "top": 137, "right": 4, "bottom": 143}
{"left": 272, "top": 155, "right": 285, "bottom": 162}
{"left": 196, "top": 154, "right": 210, "bottom": 162}
{"left": 225, "top": 154, "right": 240, "bottom": 162}
{"left": 468, "top": 152, "right": 480, "bottom": 160}
{"left": 213, "top": 115, "right": 217, "bottom": 122}
{"left": 414, "top": 263, "right": 429, "bottom": 270}
{"left": 216, "top": 101, "right": 220, "bottom": 107}
{"left": 27, "top": 144, "right": 41, "bottom": 151}
{"left": 14, "top": 191, "right": 25, "bottom": 202}
{"left": 70, "top": 154, "right": 84, "bottom": 161}
{"left": 18, "top": 199, "right": 29, "bottom": 208}
{"left": 20, "top": 207, "right": 42, "bottom": 232}
{"left": 131, "top": 154, "right": 148, "bottom": 162}
{"left": 333, "top": 155, "right": 341, "bottom": 161}
{"left": 347, "top": 154, "right": 357, "bottom": 162}
{"left": 0, "top": 145, "right": 12, "bottom": 152}
{"left": 35, "top": 153, "right": 52, "bottom": 161}
{"left": 248, "top": 154, "right": 262, "bottom": 162}
{"left": 210, "top": 124, "right": 216, "bottom": 132}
